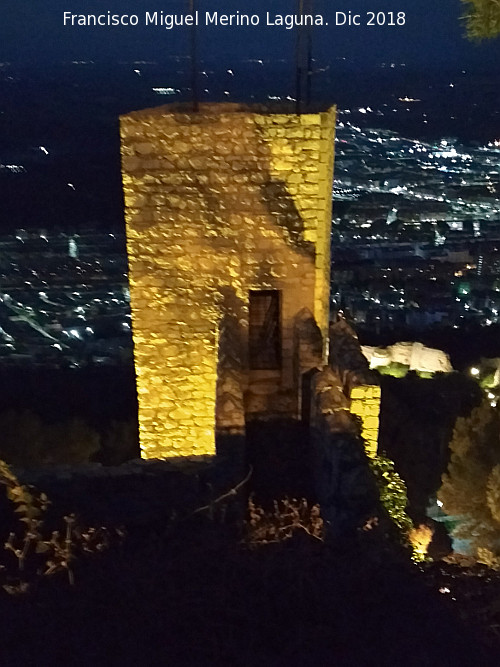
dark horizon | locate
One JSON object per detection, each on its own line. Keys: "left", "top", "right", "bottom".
{"left": 1, "top": 0, "right": 500, "bottom": 74}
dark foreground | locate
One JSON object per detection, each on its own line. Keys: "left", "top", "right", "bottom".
{"left": 0, "top": 513, "right": 498, "bottom": 667}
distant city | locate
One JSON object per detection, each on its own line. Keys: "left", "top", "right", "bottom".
{"left": 332, "top": 121, "right": 500, "bottom": 335}
{"left": 0, "top": 229, "right": 130, "bottom": 367}
{"left": 2, "top": 59, "right": 500, "bottom": 368}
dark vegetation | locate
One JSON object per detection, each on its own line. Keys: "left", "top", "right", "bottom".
{"left": 0, "top": 366, "right": 139, "bottom": 467}
{"left": 0, "top": 365, "right": 496, "bottom": 663}
{"left": 2, "top": 527, "right": 498, "bottom": 666}
{"left": 378, "top": 371, "right": 482, "bottom": 521}
{"left": 0, "top": 366, "right": 137, "bottom": 425}
{"left": 462, "top": 0, "right": 500, "bottom": 40}
{"left": 0, "top": 457, "right": 497, "bottom": 667}
{"left": 439, "top": 399, "right": 500, "bottom": 566}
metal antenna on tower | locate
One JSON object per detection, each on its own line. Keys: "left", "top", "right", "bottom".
{"left": 189, "top": 0, "right": 199, "bottom": 111}
{"left": 305, "top": 0, "right": 314, "bottom": 106}
{"left": 295, "top": 0, "right": 314, "bottom": 114}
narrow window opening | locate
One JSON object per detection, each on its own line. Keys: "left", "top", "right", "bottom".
{"left": 249, "top": 290, "right": 281, "bottom": 370}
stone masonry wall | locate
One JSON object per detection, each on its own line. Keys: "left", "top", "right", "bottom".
{"left": 121, "top": 104, "right": 336, "bottom": 459}
{"left": 349, "top": 385, "right": 381, "bottom": 458}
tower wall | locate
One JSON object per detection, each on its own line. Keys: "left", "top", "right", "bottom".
{"left": 121, "top": 104, "right": 336, "bottom": 459}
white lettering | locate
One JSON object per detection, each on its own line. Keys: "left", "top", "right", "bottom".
{"left": 267, "top": 13, "right": 324, "bottom": 29}
{"left": 205, "top": 12, "right": 259, "bottom": 26}
{"left": 63, "top": 12, "right": 139, "bottom": 27}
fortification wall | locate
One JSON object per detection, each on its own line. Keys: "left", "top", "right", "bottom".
{"left": 349, "top": 385, "right": 381, "bottom": 458}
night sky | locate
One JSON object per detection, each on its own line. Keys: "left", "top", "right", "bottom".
{"left": 1, "top": 0, "right": 500, "bottom": 232}
{"left": 1, "top": 0, "right": 500, "bottom": 71}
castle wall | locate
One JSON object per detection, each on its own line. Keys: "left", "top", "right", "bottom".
{"left": 362, "top": 342, "right": 453, "bottom": 375}
{"left": 349, "top": 385, "right": 381, "bottom": 458}
{"left": 121, "top": 104, "right": 336, "bottom": 459}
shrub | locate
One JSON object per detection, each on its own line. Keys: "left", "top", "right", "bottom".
{"left": 245, "top": 497, "right": 324, "bottom": 545}
{"left": 369, "top": 454, "right": 413, "bottom": 536}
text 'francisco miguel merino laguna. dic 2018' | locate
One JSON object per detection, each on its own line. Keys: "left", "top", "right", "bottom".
{"left": 62, "top": 11, "right": 329, "bottom": 30}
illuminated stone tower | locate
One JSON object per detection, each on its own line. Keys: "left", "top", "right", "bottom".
{"left": 121, "top": 103, "right": 336, "bottom": 459}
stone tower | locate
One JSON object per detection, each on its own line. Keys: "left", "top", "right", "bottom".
{"left": 121, "top": 103, "right": 336, "bottom": 459}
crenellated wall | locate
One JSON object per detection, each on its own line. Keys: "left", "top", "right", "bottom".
{"left": 121, "top": 103, "right": 336, "bottom": 459}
